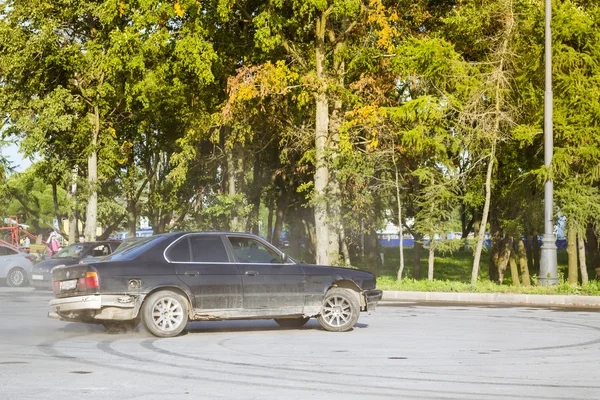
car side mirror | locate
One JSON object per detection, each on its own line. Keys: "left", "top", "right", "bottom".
{"left": 282, "top": 254, "right": 289, "bottom": 264}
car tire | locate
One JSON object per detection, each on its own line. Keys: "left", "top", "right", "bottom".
{"left": 102, "top": 319, "right": 139, "bottom": 334}
{"left": 141, "top": 290, "right": 189, "bottom": 338}
{"left": 7, "top": 268, "right": 27, "bottom": 287}
{"left": 317, "top": 288, "right": 360, "bottom": 332}
{"left": 274, "top": 317, "right": 310, "bottom": 328}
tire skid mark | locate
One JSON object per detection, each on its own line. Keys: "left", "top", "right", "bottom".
{"left": 488, "top": 315, "right": 600, "bottom": 352}
{"left": 88, "top": 337, "right": 452, "bottom": 399}
{"left": 140, "top": 338, "right": 600, "bottom": 395}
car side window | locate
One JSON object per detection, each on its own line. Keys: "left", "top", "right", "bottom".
{"left": 228, "top": 237, "right": 282, "bottom": 264}
{"left": 167, "top": 238, "right": 191, "bottom": 262}
{"left": 92, "top": 245, "right": 111, "bottom": 257}
{"left": 5, "top": 247, "right": 17, "bottom": 255}
{"left": 0, "top": 247, "right": 7, "bottom": 256}
{"left": 189, "top": 236, "right": 229, "bottom": 262}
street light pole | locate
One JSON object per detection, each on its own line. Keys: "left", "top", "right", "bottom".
{"left": 539, "top": 0, "right": 558, "bottom": 285}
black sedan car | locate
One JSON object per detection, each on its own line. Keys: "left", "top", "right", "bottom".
{"left": 48, "top": 232, "right": 382, "bottom": 337}
{"left": 31, "top": 241, "right": 121, "bottom": 289}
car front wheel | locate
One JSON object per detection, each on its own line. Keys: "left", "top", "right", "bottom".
{"left": 317, "top": 288, "right": 360, "bottom": 332}
{"left": 141, "top": 290, "right": 189, "bottom": 338}
{"left": 7, "top": 268, "right": 27, "bottom": 287}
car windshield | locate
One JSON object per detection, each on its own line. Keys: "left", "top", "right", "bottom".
{"left": 53, "top": 243, "right": 87, "bottom": 259}
{"left": 103, "top": 236, "right": 158, "bottom": 260}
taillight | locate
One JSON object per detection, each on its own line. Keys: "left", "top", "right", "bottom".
{"left": 78, "top": 271, "right": 99, "bottom": 289}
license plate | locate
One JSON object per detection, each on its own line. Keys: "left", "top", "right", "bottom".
{"left": 60, "top": 279, "right": 78, "bottom": 291}
{"left": 31, "top": 274, "right": 44, "bottom": 280}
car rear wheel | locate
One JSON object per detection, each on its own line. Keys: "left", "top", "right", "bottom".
{"left": 102, "top": 319, "right": 139, "bottom": 334}
{"left": 141, "top": 290, "right": 189, "bottom": 338}
{"left": 317, "top": 288, "right": 360, "bottom": 332}
{"left": 274, "top": 317, "right": 310, "bottom": 328}
{"left": 7, "top": 268, "right": 27, "bottom": 287}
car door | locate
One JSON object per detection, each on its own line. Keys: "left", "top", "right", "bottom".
{"left": 167, "top": 234, "right": 243, "bottom": 311}
{"left": 225, "top": 235, "right": 305, "bottom": 314}
{"left": 0, "top": 246, "right": 8, "bottom": 277}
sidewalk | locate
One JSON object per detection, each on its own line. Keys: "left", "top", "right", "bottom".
{"left": 382, "top": 290, "right": 600, "bottom": 308}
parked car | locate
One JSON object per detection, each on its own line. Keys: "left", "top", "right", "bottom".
{"left": 48, "top": 232, "right": 382, "bottom": 337}
{"left": 0, "top": 244, "right": 35, "bottom": 287}
{"left": 77, "top": 237, "right": 144, "bottom": 264}
{"left": 31, "top": 241, "right": 121, "bottom": 289}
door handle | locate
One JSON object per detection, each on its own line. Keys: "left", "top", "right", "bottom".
{"left": 184, "top": 271, "right": 199, "bottom": 276}
{"left": 245, "top": 271, "right": 259, "bottom": 276}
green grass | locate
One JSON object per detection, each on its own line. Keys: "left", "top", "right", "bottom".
{"left": 357, "top": 246, "right": 600, "bottom": 296}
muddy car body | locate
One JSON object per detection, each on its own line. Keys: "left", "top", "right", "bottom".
{"left": 48, "top": 232, "right": 382, "bottom": 337}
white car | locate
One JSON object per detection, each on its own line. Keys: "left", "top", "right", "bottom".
{"left": 0, "top": 244, "right": 35, "bottom": 287}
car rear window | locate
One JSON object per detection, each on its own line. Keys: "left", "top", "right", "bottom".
{"left": 189, "top": 236, "right": 229, "bottom": 262}
{"left": 166, "top": 238, "right": 191, "bottom": 262}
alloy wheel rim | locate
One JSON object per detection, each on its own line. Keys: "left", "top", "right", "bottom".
{"left": 322, "top": 296, "right": 352, "bottom": 327}
{"left": 151, "top": 297, "right": 184, "bottom": 332}
{"left": 10, "top": 270, "right": 24, "bottom": 286}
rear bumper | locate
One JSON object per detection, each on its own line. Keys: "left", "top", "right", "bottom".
{"left": 363, "top": 289, "right": 383, "bottom": 311}
{"left": 49, "top": 294, "right": 141, "bottom": 321}
{"left": 30, "top": 271, "right": 52, "bottom": 289}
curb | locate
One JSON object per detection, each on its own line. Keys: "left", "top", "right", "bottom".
{"left": 381, "top": 290, "right": 600, "bottom": 308}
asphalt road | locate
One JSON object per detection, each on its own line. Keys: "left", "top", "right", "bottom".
{"left": 1, "top": 287, "right": 599, "bottom": 400}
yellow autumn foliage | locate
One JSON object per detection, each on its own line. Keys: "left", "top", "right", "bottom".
{"left": 174, "top": 1, "right": 185, "bottom": 18}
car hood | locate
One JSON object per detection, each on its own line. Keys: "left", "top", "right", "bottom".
{"left": 33, "top": 258, "right": 79, "bottom": 272}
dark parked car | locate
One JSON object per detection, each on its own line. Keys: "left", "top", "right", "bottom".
{"left": 31, "top": 241, "right": 121, "bottom": 289}
{"left": 48, "top": 232, "right": 382, "bottom": 337}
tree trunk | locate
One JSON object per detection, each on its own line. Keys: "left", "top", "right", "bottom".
{"left": 247, "top": 154, "right": 262, "bottom": 235}
{"left": 51, "top": 182, "right": 61, "bottom": 231}
{"left": 508, "top": 244, "right": 520, "bottom": 286}
{"left": 532, "top": 231, "right": 541, "bottom": 276}
{"left": 472, "top": 141, "right": 496, "bottom": 284}
{"left": 126, "top": 153, "right": 137, "bottom": 238}
{"left": 272, "top": 186, "right": 288, "bottom": 248}
{"left": 314, "top": 10, "right": 335, "bottom": 265}
{"left": 393, "top": 152, "right": 404, "bottom": 280}
{"left": 84, "top": 105, "right": 100, "bottom": 241}
{"left": 67, "top": 167, "right": 78, "bottom": 244}
{"left": 301, "top": 215, "right": 316, "bottom": 264}
{"left": 488, "top": 216, "right": 502, "bottom": 283}
{"left": 340, "top": 225, "right": 351, "bottom": 266}
{"left": 525, "top": 233, "right": 534, "bottom": 274}
{"left": 517, "top": 238, "right": 531, "bottom": 287}
{"left": 585, "top": 223, "right": 600, "bottom": 270}
{"left": 412, "top": 232, "right": 423, "bottom": 279}
{"left": 577, "top": 232, "right": 589, "bottom": 285}
{"left": 127, "top": 202, "right": 136, "bottom": 239}
{"left": 567, "top": 219, "right": 578, "bottom": 286}
{"left": 360, "top": 220, "right": 365, "bottom": 257}
{"left": 266, "top": 196, "right": 274, "bottom": 243}
{"left": 427, "top": 239, "right": 435, "bottom": 281}
{"left": 225, "top": 140, "right": 238, "bottom": 231}
{"left": 496, "top": 238, "right": 512, "bottom": 284}
{"left": 365, "top": 228, "right": 381, "bottom": 272}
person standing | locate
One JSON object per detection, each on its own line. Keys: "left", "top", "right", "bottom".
{"left": 47, "top": 233, "right": 60, "bottom": 257}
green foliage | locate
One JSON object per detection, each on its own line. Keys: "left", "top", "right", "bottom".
{"left": 377, "top": 276, "right": 600, "bottom": 296}
{"left": 1, "top": 0, "right": 600, "bottom": 289}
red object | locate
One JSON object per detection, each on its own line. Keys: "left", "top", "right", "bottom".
{"left": 0, "top": 215, "right": 43, "bottom": 250}
{"left": 78, "top": 271, "right": 99, "bottom": 289}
